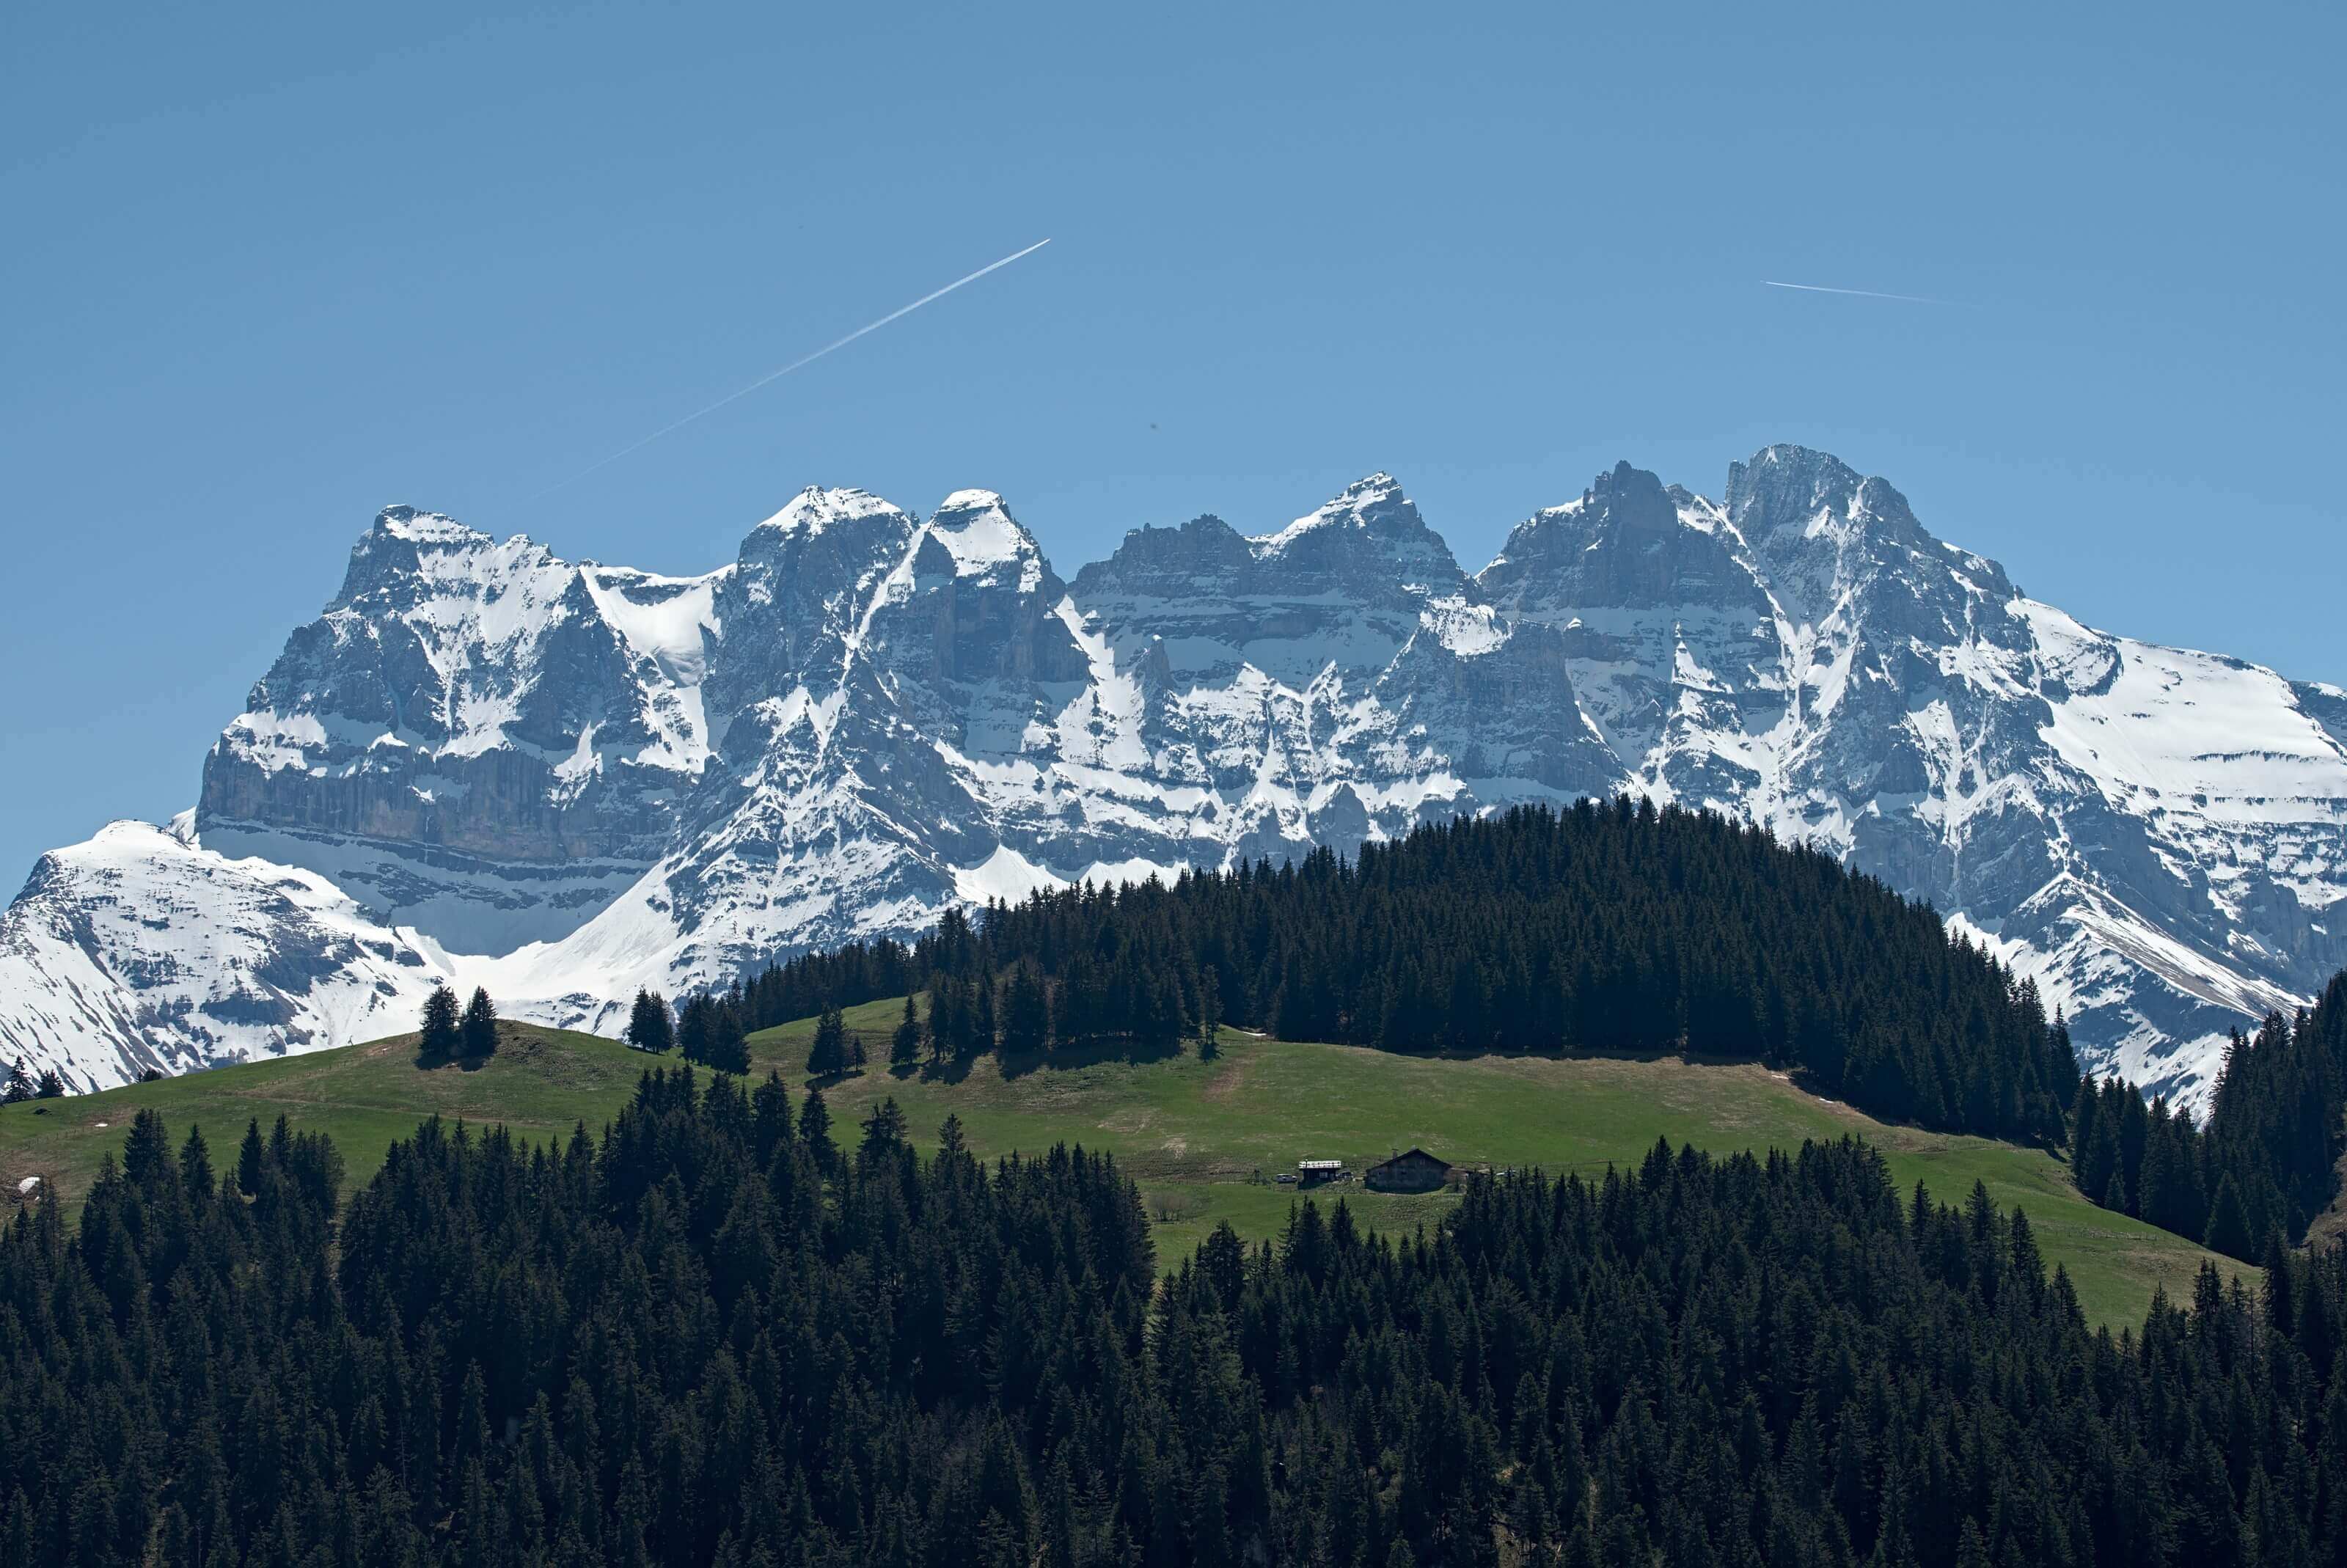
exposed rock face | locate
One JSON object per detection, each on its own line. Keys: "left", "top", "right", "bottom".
{"left": 8, "top": 450, "right": 2344, "bottom": 1116}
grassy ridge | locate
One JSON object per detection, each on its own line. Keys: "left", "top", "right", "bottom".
{"left": 1, "top": 1006, "right": 2252, "bottom": 1328}
{"left": 744, "top": 1001, "right": 2253, "bottom": 1330}
{"left": 0, "top": 1022, "right": 643, "bottom": 1217}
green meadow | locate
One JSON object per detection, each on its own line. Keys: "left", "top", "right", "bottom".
{"left": 1, "top": 1002, "right": 2252, "bottom": 1329}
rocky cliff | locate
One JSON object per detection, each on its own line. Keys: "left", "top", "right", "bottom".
{"left": 7, "top": 447, "right": 2341, "bottom": 1115}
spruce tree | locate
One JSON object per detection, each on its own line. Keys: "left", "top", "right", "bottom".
{"left": 420, "top": 985, "right": 461, "bottom": 1058}
{"left": 0, "top": 1060, "right": 30, "bottom": 1104}
{"left": 798, "top": 1087, "right": 835, "bottom": 1168}
{"left": 1000, "top": 964, "right": 1051, "bottom": 1057}
{"left": 809, "top": 1005, "right": 849, "bottom": 1077}
{"left": 461, "top": 987, "right": 498, "bottom": 1056}
{"left": 32, "top": 1070, "right": 63, "bottom": 1101}
{"left": 890, "top": 997, "right": 923, "bottom": 1069}
{"left": 626, "top": 990, "right": 675, "bottom": 1053}
{"left": 2206, "top": 1174, "right": 2253, "bottom": 1260}
{"left": 676, "top": 995, "right": 713, "bottom": 1064}
{"left": 973, "top": 977, "right": 997, "bottom": 1059}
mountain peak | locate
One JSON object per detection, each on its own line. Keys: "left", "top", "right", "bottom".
{"left": 753, "top": 486, "right": 909, "bottom": 540}
{"left": 1251, "top": 473, "right": 1409, "bottom": 553}
{"left": 370, "top": 505, "right": 488, "bottom": 547}
{"left": 922, "top": 489, "right": 1049, "bottom": 591}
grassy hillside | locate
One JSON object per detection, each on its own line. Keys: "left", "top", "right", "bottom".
{"left": 743, "top": 1000, "right": 2253, "bottom": 1330}
{"left": 0, "top": 1021, "right": 644, "bottom": 1219}
{"left": 1, "top": 1005, "right": 2250, "bottom": 1329}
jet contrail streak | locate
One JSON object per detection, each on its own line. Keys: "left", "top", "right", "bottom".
{"left": 1762, "top": 279, "right": 1947, "bottom": 304}
{"left": 532, "top": 238, "right": 1052, "bottom": 499}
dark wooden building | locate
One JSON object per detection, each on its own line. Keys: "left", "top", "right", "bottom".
{"left": 1366, "top": 1148, "right": 1450, "bottom": 1193}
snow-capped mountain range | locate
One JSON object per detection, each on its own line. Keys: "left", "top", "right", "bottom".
{"left": 7, "top": 445, "right": 2343, "bottom": 1117}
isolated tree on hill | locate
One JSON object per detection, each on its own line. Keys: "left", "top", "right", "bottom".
{"left": 1, "top": 1060, "right": 31, "bottom": 1104}
{"left": 461, "top": 987, "right": 498, "bottom": 1056}
{"left": 891, "top": 996, "right": 923, "bottom": 1068}
{"left": 626, "top": 989, "right": 675, "bottom": 1053}
{"left": 808, "top": 1005, "right": 851, "bottom": 1077}
{"left": 420, "top": 985, "right": 461, "bottom": 1058}
{"left": 34, "top": 1070, "right": 65, "bottom": 1101}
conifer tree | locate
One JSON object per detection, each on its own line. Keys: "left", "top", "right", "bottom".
{"left": 420, "top": 985, "right": 461, "bottom": 1058}
{"left": 705, "top": 1000, "right": 751, "bottom": 1074}
{"left": 891, "top": 996, "right": 923, "bottom": 1069}
{"left": 1000, "top": 964, "right": 1051, "bottom": 1057}
{"left": 625, "top": 990, "right": 675, "bottom": 1053}
{"left": 0, "top": 1060, "right": 30, "bottom": 1104}
{"left": 33, "top": 1069, "right": 64, "bottom": 1100}
{"left": 2206, "top": 1174, "right": 2252, "bottom": 1259}
{"left": 973, "top": 976, "right": 997, "bottom": 1058}
{"left": 797, "top": 1086, "right": 834, "bottom": 1169}
{"left": 461, "top": 987, "right": 498, "bottom": 1056}
{"left": 808, "top": 1005, "right": 850, "bottom": 1077}
{"left": 676, "top": 994, "right": 713, "bottom": 1064}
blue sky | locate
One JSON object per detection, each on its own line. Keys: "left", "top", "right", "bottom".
{"left": 4, "top": 0, "right": 2341, "bottom": 883}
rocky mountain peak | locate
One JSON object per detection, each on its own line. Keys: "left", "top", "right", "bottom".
{"left": 751, "top": 486, "right": 907, "bottom": 541}
{"left": 10, "top": 450, "right": 2344, "bottom": 1125}
{"left": 919, "top": 489, "right": 1052, "bottom": 595}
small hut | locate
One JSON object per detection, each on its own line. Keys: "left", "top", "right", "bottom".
{"left": 1366, "top": 1148, "right": 1450, "bottom": 1193}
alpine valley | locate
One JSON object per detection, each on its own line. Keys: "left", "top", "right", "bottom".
{"left": 8, "top": 445, "right": 2344, "bottom": 1115}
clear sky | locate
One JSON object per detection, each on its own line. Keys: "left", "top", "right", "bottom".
{"left": 4, "top": 1, "right": 2342, "bottom": 884}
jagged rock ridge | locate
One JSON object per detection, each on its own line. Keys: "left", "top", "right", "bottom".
{"left": 7, "top": 448, "right": 2343, "bottom": 1116}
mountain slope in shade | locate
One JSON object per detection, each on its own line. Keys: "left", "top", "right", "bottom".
{"left": 5, "top": 447, "right": 2342, "bottom": 1115}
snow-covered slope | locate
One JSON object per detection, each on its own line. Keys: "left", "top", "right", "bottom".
{"left": 7, "top": 450, "right": 2341, "bottom": 1113}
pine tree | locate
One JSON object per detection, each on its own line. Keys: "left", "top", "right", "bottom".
{"left": 677, "top": 994, "right": 713, "bottom": 1064}
{"left": 1000, "top": 964, "right": 1051, "bottom": 1057}
{"left": 809, "top": 1006, "right": 849, "bottom": 1077}
{"left": 461, "top": 987, "right": 499, "bottom": 1057}
{"left": 420, "top": 985, "right": 462, "bottom": 1058}
{"left": 706, "top": 1003, "right": 751, "bottom": 1075}
{"left": 2206, "top": 1174, "right": 2253, "bottom": 1260}
{"left": 890, "top": 997, "right": 923, "bottom": 1069}
{"left": 858, "top": 1097, "right": 908, "bottom": 1160}
{"left": 0, "top": 1060, "right": 30, "bottom": 1104}
{"left": 798, "top": 1088, "right": 835, "bottom": 1168}
{"left": 626, "top": 990, "right": 675, "bottom": 1053}
{"left": 33, "top": 1070, "right": 64, "bottom": 1101}
{"left": 973, "top": 978, "right": 997, "bottom": 1059}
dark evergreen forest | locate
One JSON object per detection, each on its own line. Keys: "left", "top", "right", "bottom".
{"left": 739, "top": 802, "right": 2082, "bottom": 1145}
{"left": 717, "top": 802, "right": 2347, "bottom": 1264}
{"left": 2074, "top": 974, "right": 2347, "bottom": 1259}
{"left": 9, "top": 1074, "right": 2347, "bottom": 1567}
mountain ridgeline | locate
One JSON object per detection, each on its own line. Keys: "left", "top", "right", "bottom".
{"left": 11, "top": 446, "right": 2347, "bottom": 1119}
{"left": 738, "top": 802, "right": 2083, "bottom": 1148}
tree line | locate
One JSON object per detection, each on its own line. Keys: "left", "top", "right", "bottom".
{"left": 7, "top": 1077, "right": 2347, "bottom": 1565}
{"left": 714, "top": 800, "right": 2347, "bottom": 1265}
{"left": 736, "top": 801, "right": 2084, "bottom": 1145}
{"left": 2079, "top": 972, "right": 2347, "bottom": 1259}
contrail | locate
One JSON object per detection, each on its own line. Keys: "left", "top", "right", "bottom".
{"left": 1762, "top": 279, "right": 1947, "bottom": 305}
{"left": 532, "top": 238, "right": 1052, "bottom": 499}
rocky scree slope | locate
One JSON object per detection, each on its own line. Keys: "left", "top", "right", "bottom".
{"left": 5, "top": 448, "right": 2343, "bottom": 1115}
